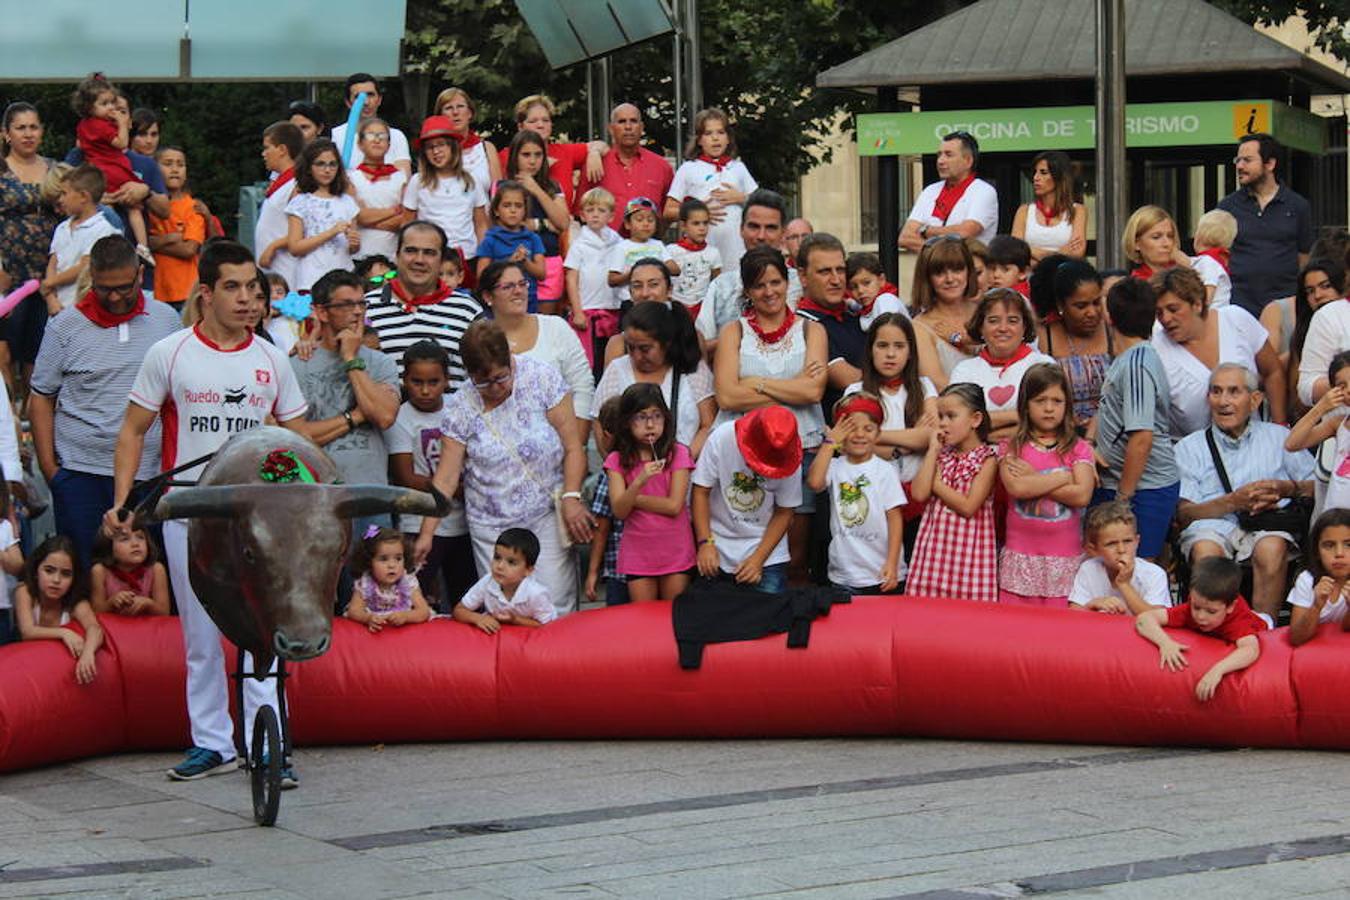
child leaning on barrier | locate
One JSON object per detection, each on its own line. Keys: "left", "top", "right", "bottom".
{"left": 1134, "top": 556, "right": 1265, "bottom": 702}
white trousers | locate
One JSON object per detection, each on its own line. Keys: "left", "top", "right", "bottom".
{"left": 164, "top": 520, "right": 277, "bottom": 759}
{"left": 469, "top": 508, "right": 577, "bottom": 618}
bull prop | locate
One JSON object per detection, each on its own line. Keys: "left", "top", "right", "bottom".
{"left": 133, "top": 426, "right": 449, "bottom": 674}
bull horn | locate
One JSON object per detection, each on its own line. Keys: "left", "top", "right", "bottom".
{"left": 334, "top": 485, "right": 451, "bottom": 520}
{"left": 140, "top": 486, "right": 246, "bottom": 524}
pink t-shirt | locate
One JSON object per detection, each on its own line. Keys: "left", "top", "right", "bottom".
{"left": 1001, "top": 437, "right": 1093, "bottom": 555}
{"left": 604, "top": 442, "right": 696, "bottom": 577}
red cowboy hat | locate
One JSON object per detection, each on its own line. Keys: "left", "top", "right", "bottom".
{"left": 734, "top": 406, "right": 802, "bottom": 480}
{"left": 415, "top": 116, "right": 456, "bottom": 150}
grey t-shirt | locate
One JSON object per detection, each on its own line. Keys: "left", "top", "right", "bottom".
{"left": 30, "top": 301, "right": 183, "bottom": 479}
{"left": 290, "top": 345, "right": 399, "bottom": 485}
{"left": 1097, "top": 342, "right": 1178, "bottom": 490}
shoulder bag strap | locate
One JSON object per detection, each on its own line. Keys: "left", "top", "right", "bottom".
{"left": 1204, "top": 427, "right": 1235, "bottom": 494}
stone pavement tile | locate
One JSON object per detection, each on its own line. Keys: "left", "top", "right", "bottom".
{"left": 148, "top": 821, "right": 354, "bottom": 868}
{"left": 585, "top": 862, "right": 796, "bottom": 899}
{"left": 76, "top": 798, "right": 256, "bottom": 841}
{"left": 0, "top": 864, "right": 274, "bottom": 900}
{"left": 0, "top": 769, "right": 174, "bottom": 814}
{"left": 1074, "top": 854, "right": 1350, "bottom": 900}
{"left": 373, "top": 832, "right": 651, "bottom": 871}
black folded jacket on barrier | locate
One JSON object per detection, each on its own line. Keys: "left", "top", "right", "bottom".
{"left": 671, "top": 576, "right": 852, "bottom": 669}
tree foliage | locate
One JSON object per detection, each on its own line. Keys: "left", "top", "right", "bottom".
{"left": 1211, "top": 1, "right": 1348, "bottom": 64}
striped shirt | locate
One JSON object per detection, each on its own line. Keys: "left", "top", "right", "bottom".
{"left": 31, "top": 301, "right": 183, "bottom": 479}
{"left": 364, "top": 284, "right": 483, "bottom": 386}
{"left": 1096, "top": 342, "right": 1177, "bottom": 490}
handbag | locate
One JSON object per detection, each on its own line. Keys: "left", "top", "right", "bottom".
{"left": 480, "top": 408, "right": 575, "bottom": 546}
{"left": 1204, "top": 427, "right": 1313, "bottom": 538}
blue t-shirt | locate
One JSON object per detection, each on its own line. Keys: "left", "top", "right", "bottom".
{"left": 476, "top": 226, "right": 546, "bottom": 308}
{"left": 1096, "top": 342, "right": 1177, "bottom": 490}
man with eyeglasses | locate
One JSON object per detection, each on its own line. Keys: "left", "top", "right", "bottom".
{"left": 897, "top": 131, "right": 998, "bottom": 252}
{"left": 330, "top": 73, "right": 412, "bottom": 176}
{"left": 1217, "top": 133, "right": 1314, "bottom": 317}
{"left": 30, "top": 234, "right": 180, "bottom": 567}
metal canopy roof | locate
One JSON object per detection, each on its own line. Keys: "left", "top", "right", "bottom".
{"left": 816, "top": 0, "right": 1350, "bottom": 94}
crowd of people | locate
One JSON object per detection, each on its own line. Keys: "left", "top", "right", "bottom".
{"left": 3, "top": 69, "right": 1350, "bottom": 783}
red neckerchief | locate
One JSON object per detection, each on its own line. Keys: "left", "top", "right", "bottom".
{"left": 856, "top": 282, "right": 901, "bottom": 318}
{"left": 1197, "top": 247, "right": 1230, "bottom": 274}
{"left": 745, "top": 306, "right": 796, "bottom": 344}
{"left": 1013, "top": 279, "right": 1031, "bottom": 299}
{"left": 1034, "top": 199, "right": 1061, "bottom": 223}
{"left": 76, "top": 290, "right": 145, "bottom": 328}
{"left": 881, "top": 375, "right": 905, "bottom": 390}
{"left": 977, "top": 342, "right": 1034, "bottom": 376}
{"left": 265, "top": 167, "right": 294, "bottom": 198}
{"left": 797, "top": 296, "right": 848, "bottom": 323}
{"left": 697, "top": 153, "right": 733, "bottom": 173}
{"left": 1132, "top": 264, "right": 1155, "bottom": 280}
{"left": 932, "top": 173, "right": 976, "bottom": 224}
{"left": 450, "top": 130, "right": 482, "bottom": 151}
{"left": 106, "top": 565, "right": 149, "bottom": 593}
{"left": 356, "top": 162, "right": 398, "bottom": 182}
{"left": 676, "top": 237, "right": 707, "bottom": 252}
{"left": 390, "top": 279, "right": 452, "bottom": 313}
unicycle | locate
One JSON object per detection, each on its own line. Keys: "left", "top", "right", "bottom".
{"left": 233, "top": 649, "right": 292, "bottom": 827}
{"left": 250, "top": 705, "right": 281, "bottom": 825}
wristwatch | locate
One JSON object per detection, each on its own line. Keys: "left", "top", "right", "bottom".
{"left": 343, "top": 357, "right": 367, "bottom": 372}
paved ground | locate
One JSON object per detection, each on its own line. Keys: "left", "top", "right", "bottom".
{"left": 1, "top": 737, "right": 1348, "bottom": 898}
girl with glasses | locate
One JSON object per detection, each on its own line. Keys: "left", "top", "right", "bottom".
{"left": 348, "top": 118, "right": 407, "bottom": 263}
{"left": 285, "top": 139, "right": 359, "bottom": 291}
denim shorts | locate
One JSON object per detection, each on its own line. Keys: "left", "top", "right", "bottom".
{"left": 751, "top": 562, "right": 789, "bottom": 594}
{"left": 1092, "top": 483, "right": 1180, "bottom": 560}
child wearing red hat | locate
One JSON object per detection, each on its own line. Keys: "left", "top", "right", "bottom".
{"left": 692, "top": 406, "right": 803, "bottom": 594}
{"left": 807, "top": 392, "right": 907, "bottom": 593}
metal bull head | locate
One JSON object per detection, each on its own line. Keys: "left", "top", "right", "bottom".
{"left": 137, "top": 426, "right": 448, "bottom": 673}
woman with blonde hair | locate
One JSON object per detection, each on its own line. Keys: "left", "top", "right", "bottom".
{"left": 1122, "top": 205, "right": 1190, "bottom": 280}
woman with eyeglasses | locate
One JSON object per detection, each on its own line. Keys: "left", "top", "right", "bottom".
{"left": 284, "top": 139, "right": 360, "bottom": 291}
{"left": 434, "top": 87, "right": 502, "bottom": 195}
{"left": 910, "top": 234, "right": 980, "bottom": 390}
{"left": 1150, "top": 266, "right": 1285, "bottom": 437}
{"left": 1012, "top": 151, "right": 1086, "bottom": 261}
{"left": 417, "top": 318, "right": 593, "bottom": 618}
{"left": 347, "top": 118, "right": 407, "bottom": 263}
{"left": 479, "top": 259, "right": 593, "bottom": 444}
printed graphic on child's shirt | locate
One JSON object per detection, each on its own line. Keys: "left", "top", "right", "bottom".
{"left": 727, "top": 471, "right": 766, "bottom": 513}
{"left": 419, "top": 427, "right": 443, "bottom": 469}
{"left": 837, "top": 475, "right": 871, "bottom": 528}
{"left": 1014, "top": 465, "right": 1072, "bottom": 522}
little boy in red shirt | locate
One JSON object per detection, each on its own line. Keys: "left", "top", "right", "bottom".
{"left": 1135, "top": 556, "right": 1266, "bottom": 702}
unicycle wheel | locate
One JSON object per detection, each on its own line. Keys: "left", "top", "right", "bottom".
{"left": 250, "top": 705, "right": 282, "bottom": 826}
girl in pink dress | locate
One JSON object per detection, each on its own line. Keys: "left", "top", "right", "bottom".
{"left": 997, "top": 363, "right": 1096, "bottom": 606}
{"left": 605, "top": 383, "right": 696, "bottom": 601}
{"left": 907, "top": 383, "right": 999, "bottom": 602}
{"left": 90, "top": 525, "right": 170, "bottom": 616}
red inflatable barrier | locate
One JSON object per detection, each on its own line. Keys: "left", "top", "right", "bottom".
{"left": 0, "top": 596, "right": 1344, "bottom": 773}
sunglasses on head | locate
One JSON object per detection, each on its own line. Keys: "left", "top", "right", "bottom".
{"left": 923, "top": 233, "right": 963, "bottom": 248}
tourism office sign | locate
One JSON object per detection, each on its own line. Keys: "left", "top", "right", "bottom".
{"left": 858, "top": 100, "right": 1327, "bottom": 156}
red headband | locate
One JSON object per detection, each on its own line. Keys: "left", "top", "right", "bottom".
{"left": 835, "top": 395, "right": 884, "bottom": 425}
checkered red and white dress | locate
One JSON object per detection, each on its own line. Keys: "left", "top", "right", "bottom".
{"left": 906, "top": 444, "right": 998, "bottom": 602}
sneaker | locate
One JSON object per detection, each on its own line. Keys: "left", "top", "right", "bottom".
{"left": 167, "top": 747, "right": 233, "bottom": 781}
{"left": 135, "top": 243, "right": 156, "bottom": 267}
{"left": 244, "top": 753, "right": 299, "bottom": 790}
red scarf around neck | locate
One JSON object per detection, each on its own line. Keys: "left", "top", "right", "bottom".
{"left": 676, "top": 237, "right": 707, "bottom": 252}
{"left": 856, "top": 282, "right": 901, "bottom": 317}
{"left": 450, "top": 130, "right": 482, "bottom": 151}
{"left": 745, "top": 306, "right": 796, "bottom": 344}
{"left": 106, "top": 564, "right": 150, "bottom": 593}
{"left": 390, "top": 279, "right": 452, "bottom": 313}
{"left": 1197, "top": 246, "right": 1230, "bottom": 274}
{"left": 977, "top": 342, "right": 1034, "bottom": 376}
{"left": 1034, "top": 198, "right": 1063, "bottom": 223}
{"left": 932, "top": 173, "right": 976, "bottom": 224}
{"left": 880, "top": 375, "right": 905, "bottom": 390}
{"left": 798, "top": 295, "right": 849, "bottom": 324}
{"left": 76, "top": 290, "right": 145, "bottom": 328}
{"left": 1132, "top": 263, "right": 1157, "bottom": 281}
{"left": 265, "top": 167, "right": 294, "bottom": 198}
{"left": 697, "top": 153, "right": 733, "bottom": 172}
{"left": 357, "top": 162, "right": 398, "bottom": 182}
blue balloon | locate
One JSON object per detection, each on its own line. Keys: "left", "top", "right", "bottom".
{"left": 341, "top": 91, "right": 368, "bottom": 168}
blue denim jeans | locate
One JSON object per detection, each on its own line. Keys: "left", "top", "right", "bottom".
{"left": 51, "top": 468, "right": 163, "bottom": 570}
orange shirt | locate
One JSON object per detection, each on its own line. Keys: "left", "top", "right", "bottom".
{"left": 150, "top": 195, "right": 206, "bottom": 302}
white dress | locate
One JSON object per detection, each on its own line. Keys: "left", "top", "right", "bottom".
{"left": 1022, "top": 205, "right": 1073, "bottom": 251}
{"left": 519, "top": 314, "right": 595, "bottom": 422}
{"left": 667, "top": 158, "right": 758, "bottom": 274}
{"left": 713, "top": 316, "right": 826, "bottom": 450}
{"left": 1150, "top": 305, "right": 1269, "bottom": 438}
{"left": 348, "top": 167, "right": 408, "bottom": 261}
{"left": 283, "top": 192, "right": 361, "bottom": 291}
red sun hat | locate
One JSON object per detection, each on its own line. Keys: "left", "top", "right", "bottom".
{"left": 415, "top": 116, "right": 456, "bottom": 150}
{"left": 734, "top": 406, "right": 803, "bottom": 480}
